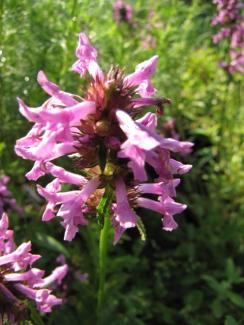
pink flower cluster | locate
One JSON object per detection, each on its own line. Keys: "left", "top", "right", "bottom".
{"left": 15, "top": 33, "right": 192, "bottom": 244}
{"left": 113, "top": 0, "right": 133, "bottom": 23}
{"left": 0, "top": 212, "right": 68, "bottom": 317}
{"left": 212, "top": 0, "right": 244, "bottom": 73}
{"left": 0, "top": 175, "right": 23, "bottom": 216}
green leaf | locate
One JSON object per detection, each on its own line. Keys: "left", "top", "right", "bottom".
{"left": 212, "top": 299, "right": 224, "bottom": 318}
{"left": 0, "top": 142, "right": 6, "bottom": 154}
{"left": 226, "top": 258, "right": 240, "bottom": 283}
{"left": 227, "top": 291, "right": 244, "bottom": 308}
{"left": 224, "top": 315, "right": 239, "bottom": 325}
{"left": 34, "top": 233, "right": 69, "bottom": 257}
{"left": 184, "top": 290, "right": 203, "bottom": 311}
{"left": 25, "top": 301, "right": 44, "bottom": 325}
{"left": 202, "top": 275, "right": 223, "bottom": 294}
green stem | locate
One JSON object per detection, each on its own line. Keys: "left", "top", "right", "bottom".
{"left": 97, "top": 209, "right": 110, "bottom": 324}
{"left": 96, "top": 183, "right": 113, "bottom": 324}
{"left": 218, "top": 73, "right": 232, "bottom": 158}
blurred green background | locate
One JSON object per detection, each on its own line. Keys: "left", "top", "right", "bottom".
{"left": 1, "top": 0, "right": 244, "bottom": 324}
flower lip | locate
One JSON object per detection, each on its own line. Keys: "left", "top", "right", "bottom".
{"left": 37, "top": 71, "right": 78, "bottom": 106}
{"left": 124, "top": 55, "right": 159, "bottom": 91}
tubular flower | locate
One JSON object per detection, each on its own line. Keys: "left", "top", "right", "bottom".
{"left": 212, "top": 0, "right": 244, "bottom": 73}
{"left": 15, "top": 32, "right": 193, "bottom": 243}
{"left": 0, "top": 213, "right": 68, "bottom": 319}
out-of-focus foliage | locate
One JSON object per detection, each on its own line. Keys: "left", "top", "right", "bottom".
{"left": 1, "top": 0, "right": 243, "bottom": 324}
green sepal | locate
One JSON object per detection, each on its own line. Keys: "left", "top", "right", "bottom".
{"left": 97, "top": 186, "right": 113, "bottom": 229}
{"left": 136, "top": 217, "right": 146, "bottom": 242}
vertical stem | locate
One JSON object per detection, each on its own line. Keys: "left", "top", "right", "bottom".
{"left": 97, "top": 210, "right": 110, "bottom": 324}
{"left": 96, "top": 183, "right": 112, "bottom": 324}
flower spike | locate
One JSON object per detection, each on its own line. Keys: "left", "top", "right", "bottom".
{"left": 15, "top": 32, "right": 192, "bottom": 243}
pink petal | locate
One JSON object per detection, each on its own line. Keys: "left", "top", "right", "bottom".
{"left": 114, "top": 177, "right": 137, "bottom": 228}
{"left": 37, "top": 71, "right": 78, "bottom": 106}
{"left": 124, "top": 55, "right": 158, "bottom": 87}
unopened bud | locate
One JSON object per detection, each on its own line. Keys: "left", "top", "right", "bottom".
{"left": 95, "top": 120, "right": 111, "bottom": 136}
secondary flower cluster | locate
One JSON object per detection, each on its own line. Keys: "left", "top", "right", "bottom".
{"left": 0, "top": 212, "right": 68, "bottom": 319}
{"left": 212, "top": 0, "right": 244, "bottom": 73}
{"left": 15, "top": 32, "right": 192, "bottom": 244}
{"left": 113, "top": 0, "right": 133, "bottom": 23}
{"left": 0, "top": 175, "right": 23, "bottom": 216}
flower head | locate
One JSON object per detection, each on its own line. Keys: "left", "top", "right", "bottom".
{"left": 113, "top": 0, "right": 133, "bottom": 23}
{"left": 15, "top": 32, "right": 192, "bottom": 243}
{"left": 212, "top": 0, "right": 244, "bottom": 73}
{"left": 0, "top": 213, "right": 68, "bottom": 320}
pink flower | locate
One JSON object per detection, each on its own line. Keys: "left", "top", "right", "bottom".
{"left": 37, "top": 71, "right": 78, "bottom": 106}
{"left": 136, "top": 196, "right": 187, "bottom": 231}
{"left": 14, "top": 285, "right": 62, "bottom": 313}
{"left": 116, "top": 109, "right": 161, "bottom": 181}
{"left": 170, "top": 159, "right": 192, "bottom": 174}
{"left": 72, "top": 33, "right": 104, "bottom": 80}
{"left": 212, "top": 0, "right": 244, "bottom": 74}
{"left": 114, "top": 177, "right": 137, "bottom": 228}
{"left": 124, "top": 55, "right": 158, "bottom": 96}
{"left": 37, "top": 177, "right": 100, "bottom": 241}
{"left": 36, "top": 265, "right": 69, "bottom": 288}
{"left": 15, "top": 86, "right": 96, "bottom": 165}
{"left": 113, "top": 0, "right": 133, "bottom": 23}
{"left": 0, "top": 213, "right": 67, "bottom": 316}
{"left": 5, "top": 268, "right": 45, "bottom": 287}
{"left": 0, "top": 212, "right": 15, "bottom": 255}
{"left": 16, "top": 32, "right": 192, "bottom": 243}
{"left": 111, "top": 215, "right": 127, "bottom": 245}
{"left": 137, "top": 179, "right": 180, "bottom": 198}
{"left": 46, "top": 162, "right": 87, "bottom": 186}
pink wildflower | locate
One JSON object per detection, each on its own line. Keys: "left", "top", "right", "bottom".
{"left": 136, "top": 196, "right": 187, "bottom": 231}
{"left": 0, "top": 213, "right": 68, "bottom": 320}
{"left": 36, "top": 265, "right": 69, "bottom": 288}
{"left": 15, "top": 32, "right": 192, "bottom": 243}
{"left": 114, "top": 177, "right": 137, "bottom": 228}
{"left": 37, "top": 177, "right": 100, "bottom": 241}
{"left": 72, "top": 33, "right": 104, "bottom": 80}
{"left": 212, "top": 0, "right": 244, "bottom": 73}
{"left": 124, "top": 55, "right": 158, "bottom": 96}
{"left": 113, "top": 0, "right": 133, "bottom": 23}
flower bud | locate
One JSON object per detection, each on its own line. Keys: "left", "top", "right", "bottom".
{"left": 95, "top": 120, "right": 111, "bottom": 136}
